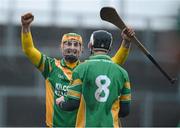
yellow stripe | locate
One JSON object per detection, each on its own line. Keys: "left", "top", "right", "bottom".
{"left": 55, "top": 59, "right": 72, "bottom": 80}
{"left": 62, "top": 68, "right": 72, "bottom": 80}
{"left": 76, "top": 95, "right": 86, "bottom": 127}
{"left": 71, "top": 79, "right": 82, "bottom": 86}
{"left": 111, "top": 99, "right": 120, "bottom": 127}
{"left": 62, "top": 35, "right": 83, "bottom": 44}
{"left": 45, "top": 80, "right": 54, "bottom": 127}
{"left": 68, "top": 84, "right": 80, "bottom": 90}
{"left": 66, "top": 61, "right": 79, "bottom": 69}
{"left": 120, "top": 94, "right": 131, "bottom": 101}
{"left": 38, "top": 63, "right": 44, "bottom": 72}
{"left": 124, "top": 82, "right": 131, "bottom": 89}
{"left": 67, "top": 90, "right": 81, "bottom": 99}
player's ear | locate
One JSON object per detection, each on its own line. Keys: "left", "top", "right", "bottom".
{"left": 88, "top": 42, "right": 93, "bottom": 49}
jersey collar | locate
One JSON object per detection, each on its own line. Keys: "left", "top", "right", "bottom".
{"left": 61, "top": 58, "right": 80, "bottom": 70}
{"left": 89, "top": 54, "right": 111, "bottom": 60}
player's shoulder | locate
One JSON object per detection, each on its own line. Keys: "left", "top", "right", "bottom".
{"left": 42, "top": 54, "right": 53, "bottom": 60}
{"left": 42, "top": 53, "right": 59, "bottom": 64}
{"left": 113, "top": 63, "right": 129, "bottom": 76}
{"left": 77, "top": 60, "right": 88, "bottom": 68}
{"left": 74, "top": 60, "right": 90, "bottom": 71}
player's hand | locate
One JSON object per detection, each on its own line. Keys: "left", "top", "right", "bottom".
{"left": 56, "top": 96, "right": 65, "bottom": 105}
{"left": 21, "top": 13, "right": 34, "bottom": 27}
{"left": 121, "top": 27, "right": 135, "bottom": 42}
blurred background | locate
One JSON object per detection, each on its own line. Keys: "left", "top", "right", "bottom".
{"left": 0, "top": 0, "right": 180, "bottom": 127}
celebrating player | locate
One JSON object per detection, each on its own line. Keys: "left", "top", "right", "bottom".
{"left": 21, "top": 12, "right": 134, "bottom": 127}
{"left": 56, "top": 30, "right": 131, "bottom": 127}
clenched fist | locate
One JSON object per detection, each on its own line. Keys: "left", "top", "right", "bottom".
{"left": 21, "top": 13, "right": 34, "bottom": 27}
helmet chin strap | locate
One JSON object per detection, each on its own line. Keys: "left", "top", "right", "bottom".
{"left": 64, "top": 55, "right": 78, "bottom": 63}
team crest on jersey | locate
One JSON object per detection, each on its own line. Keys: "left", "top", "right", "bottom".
{"left": 55, "top": 83, "right": 69, "bottom": 97}
{"left": 58, "top": 74, "right": 65, "bottom": 79}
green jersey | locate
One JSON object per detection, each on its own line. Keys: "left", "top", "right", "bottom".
{"left": 38, "top": 54, "right": 79, "bottom": 127}
{"left": 67, "top": 54, "right": 131, "bottom": 127}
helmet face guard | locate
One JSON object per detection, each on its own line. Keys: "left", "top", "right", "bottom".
{"left": 61, "top": 33, "right": 83, "bottom": 62}
{"left": 89, "top": 30, "right": 113, "bottom": 52}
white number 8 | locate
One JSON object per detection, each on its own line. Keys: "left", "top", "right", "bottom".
{"left": 95, "top": 75, "right": 111, "bottom": 102}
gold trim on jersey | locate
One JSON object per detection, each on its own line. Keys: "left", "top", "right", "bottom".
{"left": 45, "top": 79, "right": 54, "bottom": 127}
{"left": 76, "top": 95, "right": 86, "bottom": 127}
{"left": 120, "top": 94, "right": 131, "bottom": 101}
{"left": 71, "top": 79, "right": 82, "bottom": 86}
{"left": 55, "top": 59, "right": 72, "bottom": 80}
{"left": 67, "top": 89, "right": 81, "bottom": 99}
{"left": 111, "top": 99, "right": 120, "bottom": 127}
{"left": 38, "top": 63, "right": 44, "bottom": 72}
{"left": 124, "top": 82, "right": 130, "bottom": 89}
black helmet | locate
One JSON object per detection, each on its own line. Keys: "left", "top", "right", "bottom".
{"left": 90, "top": 30, "right": 113, "bottom": 52}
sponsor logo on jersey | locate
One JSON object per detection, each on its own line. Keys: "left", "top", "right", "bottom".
{"left": 55, "top": 83, "right": 68, "bottom": 97}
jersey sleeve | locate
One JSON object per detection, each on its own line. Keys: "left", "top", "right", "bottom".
{"left": 21, "top": 31, "right": 41, "bottom": 67}
{"left": 111, "top": 45, "right": 130, "bottom": 65}
{"left": 66, "top": 65, "right": 84, "bottom": 100}
{"left": 37, "top": 54, "right": 54, "bottom": 79}
{"left": 119, "top": 70, "right": 131, "bottom": 103}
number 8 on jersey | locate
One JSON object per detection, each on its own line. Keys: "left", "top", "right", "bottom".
{"left": 95, "top": 75, "right": 111, "bottom": 102}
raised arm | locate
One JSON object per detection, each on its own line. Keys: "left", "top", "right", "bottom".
{"left": 112, "top": 27, "right": 135, "bottom": 65}
{"left": 21, "top": 13, "right": 41, "bottom": 67}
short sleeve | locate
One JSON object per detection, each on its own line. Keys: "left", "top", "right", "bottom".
{"left": 120, "top": 70, "right": 131, "bottom": 103}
